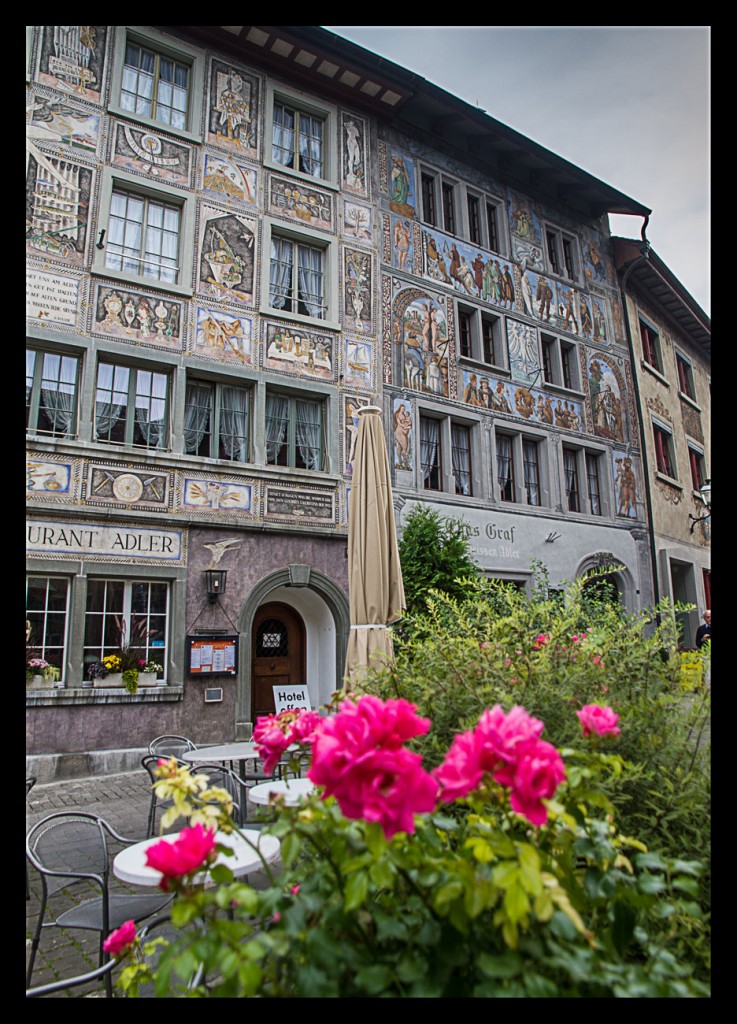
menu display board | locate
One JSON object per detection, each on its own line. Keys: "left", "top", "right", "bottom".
{"left": 187, "top": 635, "right": 238, "bottom": 676}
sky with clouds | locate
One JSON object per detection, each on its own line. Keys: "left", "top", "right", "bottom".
{"left": 324, "top": 26, "right": 710, "bottom": 316}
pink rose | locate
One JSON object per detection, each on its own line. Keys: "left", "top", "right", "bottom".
{"left": 254, "top": 708, "right": 323, "bottom": 774}
{"left": 103, "top": 919, "right": 137, "bottom": 957}
{"left": 434, "top": 705, "right": 565, "bottom": 826}
{"left": 532, "top": 633, "right": 550, "bottom": 650}
{"left": 576, "top": 704, "right": 620, "bottom": 738}
{"left": 507, "top": 737, "right": 566, "bottom": 827}
{"left": 145, "top": 823, "right": 217, "bottom": 889}
{"left": 308, "top": 696, "right": 437, "bottom": 839}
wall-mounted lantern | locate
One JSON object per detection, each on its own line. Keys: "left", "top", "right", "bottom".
{"left": 688, "top": 479, "right": 711, "bottom": 534}
{"left": 204, "top": 568, "right": 228, "bottom": 603}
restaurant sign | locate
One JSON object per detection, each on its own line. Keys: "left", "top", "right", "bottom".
{"left": 26, "top": 520, "right": 183, "bottom": 561}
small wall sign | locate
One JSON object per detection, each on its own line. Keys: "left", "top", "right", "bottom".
{"left": 273, "top": 684, "right": 311, "bottom": 713}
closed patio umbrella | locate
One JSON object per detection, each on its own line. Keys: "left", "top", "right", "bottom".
{"left": 345, "top": 405, "right": 406, "bottom": 685}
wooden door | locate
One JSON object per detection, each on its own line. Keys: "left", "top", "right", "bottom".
{"left": 251, "top": 602, "right": 305, "bottom": 720}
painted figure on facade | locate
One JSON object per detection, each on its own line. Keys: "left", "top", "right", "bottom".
{"left": 490, "top": 380, "right": 512, "bottom": 414}
{"left": 388, "top": 149, "right": 416, "bottom": 218}
{"left": 343, "top": 118, "right": 365, "bottom": 192}
{"left": 425, "top": 233, "right": 452, "bottom": 284}
{"left": 395, "top": 292, "right": 449, "bottom": 396}
{"left": 393, "top": 401, "right": 413, "bottom": 471}
{"left": 536, "top": 274, "right": 554, "bottom": 321}
{"left": 589, "top": 358, "right": 625, "bottom": 442}
{"left": 614, "top": 456, "right": 638, "bottom": 517}
{"left": 394, "top": 218, "right": 412, "bottom": 271}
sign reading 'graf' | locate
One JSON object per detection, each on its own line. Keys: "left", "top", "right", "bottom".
{"left": 27, "top": 521, "right": 183, "bottom": 560}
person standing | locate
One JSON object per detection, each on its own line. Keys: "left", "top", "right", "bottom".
{"left": 695, "top": 610, "right": 711, "bottom": 648}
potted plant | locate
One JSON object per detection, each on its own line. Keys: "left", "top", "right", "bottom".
{"left": 137, "top": 658, "right": 163, "bottom": 686}
{"left": 26, "top": 657, "right": 51, "bottom": 688}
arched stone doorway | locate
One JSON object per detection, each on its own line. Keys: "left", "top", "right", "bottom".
{"left": 575, "top": 552, "right": 635, "bottom": 614}
{"left": 235, "top": 565, "right": 350, "bottom": 735}
{"left": 251, "top": 602, "right": 306, "bottom": 720}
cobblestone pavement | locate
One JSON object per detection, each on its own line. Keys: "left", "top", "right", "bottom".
{"left": 25, "top": 769, "right": 278, "bottom": 998}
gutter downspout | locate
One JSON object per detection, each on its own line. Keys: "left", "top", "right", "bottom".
{"left": 618, "top": 215, "right": 661, "bottom": 611}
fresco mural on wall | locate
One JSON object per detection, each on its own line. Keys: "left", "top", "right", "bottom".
{"left": 87, "top": 467, "right": 169, "bottom": 508}
{"left": 512, "top": 237, "right": 545, "bottom": 274}
{"left": 206, "top": 60, "right": 259, "bottom": 158}
{"left": 520, "top": 266, "right": 557, "bottom": 327}
{"left": 506, "top": 318, "right": 540, "bottom": 386}
{"left": 25, "top": 154, "right": 92, "bottom": 268}
{"left": 388, "top": 148, "right": 416, "bottom": 218}
{"left": 344, "top": 249, "right": 373, "bottom": 334}
{"left": 198, "top": 207, "right": 256, "bottom": 305}
{"left": 28, "top": 95, "right": 100, "bottom": 153}
{"left": 577, "top": 290, "right": 609, "bottom": 345}
{"left": 93, "top": 284, "right": 183, "bottom": 348}
{"left": 26, "top": 458, "right": 72, "bottom": 494}
{"left": 422, "top": 227, "right": 516, "bottom": 309}
{"left": 195, "top": 306, "right": 253, "bottom": 365}
{"left": 342, "top": 113, "right": 368, "bottom": 196}
{"left": 509, "top": 195, "right": 542, "bottom": 245}
{"left": 265, "top": 322, "right": 334, "bottom": 380}
{"left": 392, "top": 397, "right": 414, "bottom": 472}
{"left": 26, "top": 267, "right": 81, "bottom": 327}
{"left": 557, "top": 283, "right": 582, "bottom": 336}
{"left": 460, "top": 369, "right": 583, "bottom": 429}
{"left": 392, "top": 287, "right": 450, "bottom": 396}
{"left": 111, "top": 121, "right": 192, "bottom": 186}
{"left": 202, "top": 152, "right": 257, "bottom": 205}
{"left": 582, "top": 234, "right": 614, "bottom": 288}
{"left": 587, "top": 353, "right": 627, "bottom": 442}
{"left": 36, "top": 26, "right": 107, "bottom": 104}
{"left": 183, "top": 477, "right": 252, "bottom": 512}
{"left": 613, "top": 452, "right": 639, "bottom": 518}
{"left": 391, "top": 215, "right": 413, "bottom": 272}
{"left": 268, "top": 175, "right": 332, "bottom": 228}
{"left": 345, "top": 339, "right": 372, "bottom": 389}
{"left": 344, "top": 201, "right": 372, "bottom": 241}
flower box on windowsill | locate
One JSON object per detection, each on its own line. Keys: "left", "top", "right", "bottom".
{"left": 93, "top": 672, "right": 123, "bottom": 688}
{"left": 27, "top": 674, "right": 54, "bottom": 689}
{"left": 139, "top": 672, "right": 160, "bottom": 687}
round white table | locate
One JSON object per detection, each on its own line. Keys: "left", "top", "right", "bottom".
{"left": 183, "top": 742, "right": 260, "bottom": 764}
{"left": 248, "top": 777, "right": 316, "bottom": 806}
{"left": 113, "top": 828, "right": 280, "bottom": 887}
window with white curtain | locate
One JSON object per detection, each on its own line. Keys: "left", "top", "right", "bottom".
{"left": 120, "top": 41, "right": 190, "bottom": 131}
{"left": 184, "top": 380, "right": 250, "bottom": 462}
{"left": 494, "top": 429, "right": 548, "bottom": 506}
{"left": 265, "top": 391, "right": 323, "bottom": 471}
{"left": 451, "top": 424, "right": 472, "bottom": 496}
{"left": 496, "top": 433, "right": 515, "bottom": 502}
{"left": 94, "top": 360, "right": 168, "bottom": 448}
{"left": 420, "top": 416, "right": 441, "bottom": 490}
{"left": 26, "top": 575, "right": 69, "bottom": 683}
{"left": 272, "top": 100, "right": 325, "bottom": 178}
{"left": 105, "top": 188, "right": 182, "bottom": 284}
{"left": 421, "top": 414, "right": 476, "bottom": 495}
{"left": 26, "top": 347, "right": 79, "bottom": 438}
{"left": 268, "top": 235, "right": 326, "bottom": 319}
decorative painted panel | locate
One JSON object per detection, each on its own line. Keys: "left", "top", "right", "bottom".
{"left": 343, "top": 395, "right": 373, "bottom": 477}
{"left": 36, "top": 26, "right": 108, "bottom": 105}
{"left": 264, "top": 322, "right": 334, "bottom": 380}
{"left": 459, "top": 369, "right": 583, "bottom": 430}
{"left": 508, "top": 194, "right": 543, "bottom": 248}
{"left": 612, "top": 452, "right": 640, "bottom": 518}
{"left": 25, "top": 154, "right": 93, "bottom": 268}
{"left": 198, "top": 206, "right": 256, "bottom": 305}
{"left": 344, "top": 339, "right": 373, "bottom": 390}
{"left": 392, "top": 397, "right": 414, "bottom": 472}
{"left": 110, "top": 121, "right": 193, "bottom": 186}
{"left": 26, "top": 267, "right": 82, "bottom": 327}
{"left": 202, "top": 152, "right": 257, "bottom": 206}
{"left": 28, "top": 93, "right": 101, "bottom": 155}
{"left": 343, "top": 200, "right": 372, "bottom": 242}
{"left": 586, "top": 352, "right": 628, "bottom": 442}
{"left": 422, "top": 227, "right": 516, "bottom": 311}
{"left": 344, "top": 248, "right": 373, "bottom": 335}
{"left": 265, "top": 486, "right": 335, "bottom": 524}
{"left": 506, "top": 318, "right": 540, "bottom": 386}
{"left": 206, "top": 59, "right": 259, "bottom": 159}
{"left": 392, "top": 285, "right": 450, "bottom": 397}
{"left": 341, "top": 113, "right": 368, "bottom": 196}
{"left": 268, "top": 174, "right": 333, "bottom": 230}
{"left": 387, "top": 148, "right": 416, "bottom": 219}
{"left": 182, "top": 476, "right": 253, "bottom": 513}
{"left": 194, "top": 306, "right": 253, "bottom": 365}
{"left": 26, "top": 455, "right": 74, "bottom": 498}
{"left": 85, "top": 465, "right": 170, "bottom": 510}
{"left": 92, "top": 283, "right": 184, "bottom": 349}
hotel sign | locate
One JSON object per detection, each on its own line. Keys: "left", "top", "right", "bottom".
{"left": 27, "top": 521, "right": 183, "bottom": 561}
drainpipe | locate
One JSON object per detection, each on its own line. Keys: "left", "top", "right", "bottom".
{"left": 618, "top": 214, "right": 661, "bottom": 610}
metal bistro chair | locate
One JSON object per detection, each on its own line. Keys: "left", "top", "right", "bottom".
{"left": 133, "top": 914, "right": 205, "bottom": 996}
{"left": 26, "top": 957, "right": 117, "bottom": 998}
{"left": 141, "top": 754, "right": 193, "bottom": 838}
{"left": 26, "top": 776, "right": 37, "bottom": 901}
{"left": 142, "top": 757, "right": 246, "bottom": 835}
{"left": 148, "top": 734, "right": 197, "bottom": 760}
{"left": 26, "top": 812, "right": 173, "bottom": 998}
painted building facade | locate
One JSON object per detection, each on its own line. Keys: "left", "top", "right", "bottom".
{"left": 613, "top": 237, "right": 711, "bottom": 648}
{"left": 26, "top": 26, "right": 662, "bottom": 779}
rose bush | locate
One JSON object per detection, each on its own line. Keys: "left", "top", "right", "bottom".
{"left": 111, "top": 684, "right": 709, "bottom": 998}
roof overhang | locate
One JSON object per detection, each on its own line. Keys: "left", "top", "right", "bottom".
{"left": 612, "top": 237, "right": 710, "bottom": 356}
{"left": 167, "top": 25, "right": 652, "bottom": 222}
